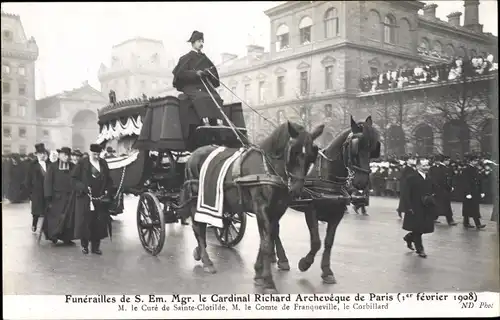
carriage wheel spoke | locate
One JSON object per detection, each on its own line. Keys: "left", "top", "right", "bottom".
{"left": 230, "top": 223, "right": 239, "bottom": 236}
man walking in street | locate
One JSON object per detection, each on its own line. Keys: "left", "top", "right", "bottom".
{"left": 429, "top": 155, "right": 457, "bottom": 226}
{"left": 461, "top": 154, "right": 486, "bottom": 229}
{"left": 24, "top": 143, "right": 49, "bottom": 232}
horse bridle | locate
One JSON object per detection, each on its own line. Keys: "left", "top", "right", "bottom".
{"left": 341, "top": 132, "right": 372, "bottom": 176}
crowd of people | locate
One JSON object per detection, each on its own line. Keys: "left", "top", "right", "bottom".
{"left": 359, "top": 53, "right": 498, "bottom": 93}
{"left": 2, "top": 143, "right": 119, "bottom": 255}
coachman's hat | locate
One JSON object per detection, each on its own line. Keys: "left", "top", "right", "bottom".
{"left": 57, "top": 147, "right": 72, "bottom": 155}
{"left": 90, "top": 144, "right": 103, "bottom": 153}
{"left": 71, "top": 149, "right": 83, "bottom": 157}
{"left": 34, "top": 143, "right": 46, "bottom": 154}
{"left": 106, "top": 146, "right": 115, "bottom": 153}
{"left": 187, "top": 30, "right": 204, "bottom": 43}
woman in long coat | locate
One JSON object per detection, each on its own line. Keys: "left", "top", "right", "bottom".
{"left": 71, "top": 144, "right": 113, "bottom": 255}
{"left": 399, "top": 159, "right": 437, "bottom": 258}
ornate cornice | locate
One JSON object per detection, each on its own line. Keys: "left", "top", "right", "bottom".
{"left": 1, "top": 49, "right": 38, "bottom": 61}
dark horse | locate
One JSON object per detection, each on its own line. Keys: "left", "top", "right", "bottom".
{"left": 271, "top": 115, "right": 381, "bottom": 283}
{"left": 180, "top": 121, "right": 324, "bottom": 293}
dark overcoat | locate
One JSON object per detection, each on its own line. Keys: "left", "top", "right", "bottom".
{"left": 397, "top": 165, "right": 414, "bottom": 213}
{"left": 400, "top": 171, "right": 437, "bottom": 234}
{"left": 70, "top": 158, "right": 113, "bottom": 241}
{"left": 24, "top": 160, "right": 49, "bottom": 217}
{"left": 43, "top": 161, "right": 75, "bottom": 240}
{"left": 461, "top": 165, "right": 482, "bottom": 218}
{"left": 428, "top": 164, "right": 454, "bottom": 217}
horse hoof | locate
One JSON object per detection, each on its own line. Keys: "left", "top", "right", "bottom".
{"left": 193, "top": 247, "right": 201, "bottom": 261}
{"left": 263, "top": 288, "right": 279, "bottom": 294}
{"left": 253, "top": 278, "right": 265, "bottom": 287}
{"left": 322, "top": 274, "right": 337, "bottom": 284}
{"left": 203, "top": 265, "right": 217, "bottom": 274}
{"left": 277, "top": 261, "right": 290, "bottom": 271}
{"left": 298, "top": 258, "right": 311, "bottom": 272}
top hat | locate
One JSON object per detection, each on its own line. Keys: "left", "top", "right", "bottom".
{"left": 71, "top": 149, "right": 83, "bottom": 157}
{"left": 57, "top": 147, "right": 72, "bottom": 155}
{"left": 90, "top": 144, "right": 103, "bottom": 153}
{"left": 34, "top": 143, "right": 47, "bottom": 154}
{"left": 187, "top": 30, "right": 204, "bottom": 43}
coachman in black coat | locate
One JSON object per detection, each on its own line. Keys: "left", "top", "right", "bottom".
{"left": 172, "top": 30, "right": 223, "bottom": 126}
{"left": 71, "top": 144, "right": 114, "bottom": 255}
{"left": 43, "top": 147, "right": 75, "bottom": 244}
{"left": 461, "top": 157, "right": 486, "bottom": 229}
{"left": 428, "top": 155, "right": 457, "bottom": 226}
{"left": 24, "top": 143, "right": 50, "bottom": 232}
{"left": 400, "top": 160, "right": 437, "bottom": 258}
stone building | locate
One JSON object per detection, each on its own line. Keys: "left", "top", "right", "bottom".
{"left": 98, "top": 37, "right": 175, "bottom": 101}
{"left": 210, "top": 0, "right": 496, "bottom": 146}
{"left": 35, "top": 82, "right": 107, "bottom": 152}
{"left": 1, "top": 11, "right": 39, "bottom": 155}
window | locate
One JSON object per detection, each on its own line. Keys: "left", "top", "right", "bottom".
{"left": 18, "top": 65, "right": 26, "bottom": 76}
{"left": 433, "top": 41, "right": 443, "bottom": 55}
{"left": 277, "top": 110, "right": 285, "bottom": 124}
{"left": 19, "top": 127, "right": 27, "bottom": 139}
{"left": 3, "top": 102, "right": 11, "bottom": 116}
{"left": 3, "top": 127, "right": 12, "bottom": 139}
{"left": 276, "top": 24, "right": 290, "bottom": 51}
{"left": 19, "top": 83, "right": 26, "bottom": 95}
{"left": 258, "top": 81, "right": 265, "bottom": 103}
{"left": 3, "top": 30, "right": 13, "bottom": 42}
{"left": 299, "top": 17, "right": 313, "bottom": 45}
{"left": 383, "top": 15, "right": 396, "bottom": 44}
{"left": 2, "top": 63, "right": 10, "bottom": 74}
{"left": 43, "top": 130, "right": 49, "bottom": 138}
{"left": 370, "top": 67, "right": 378, "bottom": 76}
{"left": 324, "top": 104, "right": 333, "bottom": 118}
{"left": 470, "top": 49, "right": 477, "bottom": 57}
{"left": 19, "top": 145, "right": 27, "bottom": 155}
{"left": 140, "top": 80, "right": 146, "bottom": 89}
{"left": 419, "top": 38, "right": 429, "bottom": 50}
{"left": 325, "top": 66, "right": 334, "bottom": 90}
{"left": 19, "top": 104, "right": 27, "bottom": 117}
{"left": 299, "top": 106, "right": 308, "bottom": 121}
{"left": 445, "top": 44, "right": 455, "bottom": 58}
{"left": 324, "top": 8, "right": 339, "bottom": 38}
{"left": 3, "top": 144, "right": 11, "bottom": 154}
{"left": 151, "top": 53, "right": 159, "bottom": 64}
{"left": 300, "top": 71, "right": 309, "bottom": 95}
{"left": 244, "top": 84, "right": 250, "bottom": 103}
{"left": 2, "top": 81, "right": 11, "bottom": 94}
{"left": 277, "top": 76, "right": 285, "bottom": 97}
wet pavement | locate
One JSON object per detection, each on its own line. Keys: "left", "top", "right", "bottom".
{"left": 2, "top": 196, "right": 499, "bottom": 295}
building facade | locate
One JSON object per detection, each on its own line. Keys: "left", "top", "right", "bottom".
{"left": 35, "top": 82, "right": 107, "bottom": 152}
{"left": 1, "top": 11, "right": 39, "bottom": 155}
{"left": 98, "top": 37, "right": 175, "bottom": 101}
{"left": 211, "top": 1, "right": 496, "bottom": 147}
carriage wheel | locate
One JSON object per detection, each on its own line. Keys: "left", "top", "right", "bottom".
{"left": 136, "top": 192, "right": 166, "bottom": 256}
{"left": 214, "top": 211, "right": 247, "bottom": 248}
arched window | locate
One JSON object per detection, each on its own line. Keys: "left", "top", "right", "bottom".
{"left": 383, "top": 15, "right": 396, "bottom": 44}
{"left": 445, "top": 44, "right": 455, "bottom": 58}
{"left": 276, "top": 24, "right": 290, "bottom": 51}
{"left": 324, "top": 8, "right": 339, "bottom": 38}
{"left": 367, "top": 10, "right": 381, "bottom": 41}
{"left": 299, "top": 16, "right": 313, "bottom": 45}
{"left": 419, "top": 38, "right": 430, "bottom": 50}
{"left": 324, "top": 104, "right": 333, "bottom": 118}
{"left": 433, "top": 40, "right": 443, "bottom": 55}
{"left": 413, "top": 124, "right": 434, "bottom": 156}
{"left": 2, "top": 29, "right": 13, "bottom": 42}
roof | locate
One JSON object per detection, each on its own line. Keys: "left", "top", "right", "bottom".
{"left": 1, "top": 11, "right": 20, "bottom": 20}
{"left": 112, "top": 37, "right": 164, "bottom": 48}
{"left": 36, "top": 82, "right": 106, "bottom": 105}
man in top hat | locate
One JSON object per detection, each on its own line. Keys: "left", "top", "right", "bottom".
{"left": 71, "top": 149, "right": 83, "bottom": 165}
{"left": 71, "top": 143, "right": 113, "bottom": 254}
{"left": 43, "top": 147, "right": 76, "bottom": 244}
{"left": 172, "top": 30, "right": 224, "bottom": 127}
{"left": 461, "top": 154, "right": 486, "bottom": 229}
{"left": 397, "top": 154, "right": 416, "bottom": 218}
{"left": 428, "top": 154, "right": 457, "bottom": 226}
{"left": 104, "top": 146, "right": 116, "bottom": 159}
{"left": 24, "top": 143, "right": 50, "bottom": 232}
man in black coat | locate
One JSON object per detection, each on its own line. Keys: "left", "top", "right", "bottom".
{"left": 429, "top": 154, "right": 457, "bottom": 226}
{"left": 400, "top": 158, "right": 437, "bottom": 258}
{"left": 397, "top": 156, "right": 415, "bottom": 218}
{"left": 461, "top": 155, "right": 486, "bottom": 229}
{"left": 43, "top": 147, "right": 75, "bottom": 244}
{"left": 24, "top": 143, "right": 50, "bottom": 232}
{"left": 172, "top": 30, "right": 223, "bottom": 127}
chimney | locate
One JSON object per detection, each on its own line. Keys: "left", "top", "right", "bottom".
{"left": 446, "top": 12, "right": 462, "bottom": 27}
{"left": 464, "top": 0, "right": 483, "bottom": 32}
{"left": 246, "top": 45, "right": 265, "bottom": 59}
{"left": 221, "top": 53, "right": 237, "bottom": 63}
{"left": 423, "top": 4, "right": 438, "bottom": 19}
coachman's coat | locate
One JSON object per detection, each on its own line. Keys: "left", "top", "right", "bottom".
{"left": 43, "top": 160, "right": 75, "bottom": 241}
{"left": 400, "top": 171, "right": 436, "bottom": 234}
{"left": 70, "top": 158, "right": 113, "bottom": 241}
{"left": 461, "top": 165, "right": 482, "bottom": 219}
{"left": 24, "top": 159, "right": 49, "bottom": 217}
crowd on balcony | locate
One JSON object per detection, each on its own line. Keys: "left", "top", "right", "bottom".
{"left": 359, "top": 53, "right": 498, "bottom": 93}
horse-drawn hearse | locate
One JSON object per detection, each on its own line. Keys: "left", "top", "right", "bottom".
{"left": 97, "top": 94, "right": 249, "bottom": 255}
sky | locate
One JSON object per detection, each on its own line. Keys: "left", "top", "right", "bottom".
{"left": 1, "top": 1, "right": 497, "bottom": 99}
